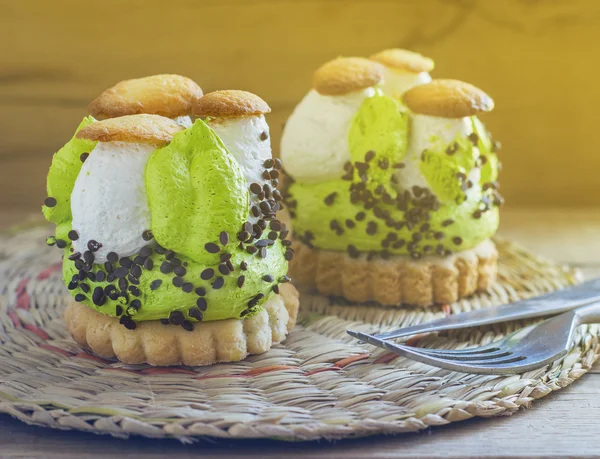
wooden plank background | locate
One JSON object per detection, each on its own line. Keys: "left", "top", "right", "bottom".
{"left": 1, "top": 0, "right": 600, "bottom": 212}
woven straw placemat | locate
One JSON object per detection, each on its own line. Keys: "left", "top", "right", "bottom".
{"left": 0, "top": 226, "right": 598, "bottom": 442}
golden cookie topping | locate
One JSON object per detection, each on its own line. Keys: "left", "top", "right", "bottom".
{"left": 370, "top": 49, "right": 434, "bottom": 73}
{"left": 88, "top": 74, "right": 203, "bottom": 119}
{"left": 403, "top": 79, "right": 494, "bottom": 118}
{"left": 76, "top": 114, "right": 184, "bottom": 145}
{"left": 192, "top": 90, "right": 271, "bottom": 118}
{"left": 312, "top": 57, "right": 384, "bottom": 96}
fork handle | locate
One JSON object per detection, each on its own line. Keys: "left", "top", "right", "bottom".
{"left": 575, "top": 301, "right": 600, "bottom": 324}
{"left": 372, "top": 277, "right": 600, "bottom": 341}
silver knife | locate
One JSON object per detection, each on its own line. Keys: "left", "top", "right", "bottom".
{"left": 347, "top": 277, "right": 600, "bottom": 342}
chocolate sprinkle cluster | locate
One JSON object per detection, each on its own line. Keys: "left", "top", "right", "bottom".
{"left": 285, "top": 137, "right": 504, "bottom": 260}
{"left": 46, "top": 159, "right": 293, "bottom": 331}
{"left": 240, "top": 158, "right": 294, "bottom": 263}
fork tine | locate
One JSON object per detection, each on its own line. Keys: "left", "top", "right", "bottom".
{"left": 406, "top": 343, "right": 504, "bottom": 356}
{"left": 392, "top": 343, "right": 569, "bottom": 374}
{"left": 392, "top": 343, "right": 525, "bottom": 365}
{"left": 412, "top": 348, "right": 513, "bottom": 361}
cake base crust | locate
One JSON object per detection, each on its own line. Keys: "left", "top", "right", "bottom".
{"left": 65, "top": 283, "right": 299, "bottom": 366}
{"left": 289, "top": 240, "right": 497, "bottom": 306}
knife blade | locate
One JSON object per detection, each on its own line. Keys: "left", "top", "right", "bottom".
{"left": 347, "top": 277, "right": 600, "bottom": 342}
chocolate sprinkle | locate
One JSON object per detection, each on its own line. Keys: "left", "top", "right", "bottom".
{"left": 182, "top": 282, "right": 194, "bottom": 293}
{"left": 80, "top": 152, "right": 89, "bottom": 162}
{"left": 121, "top": 317, "right": 137, "bottom": 330}
{"left": 260, "top": 131, "right": 269, "bottom": 141}
{"left": 120, "top": 257, "right": 133, "bottom": 268}
{"left": 83, "top": 251, "right": 94, "bottom": 264}
{"left": 219, "top": 231, "right": 229, "bottom": 245}
{"left": 44, "top": 197, "right": 57, "bottom": 207}
{"left": 67, "top": 230, "right": 79, "bottom": 241}
{"left": 160, "top": 262, "right": 172, "bottom": 274}
{"left": 169, "top": 311, "right": 185, "bottom": 325}
{"left": 74, "top": 293, "right": 85, "bottom": 302}
{"left": 196, "top": 298, "right": 208, "bottom": 310}
{"left": 195, "top": 287, "right": 206, "bottom": 296}
{"left": 56, "top": 239, "right": 67, "bottom": 249}
{"left": 114, "top": 267, "right": 128, "bottom": 279}
{"left": 130, "top": 265, "right": 142, "bottom": 278}
{"left": 128, "top": 274, "right": 140, "bottom": 285}
{"left": 366, "top": 221, "right": 378, "bottom": 235}
{"left": 172, "top": 277, "right": 184, "bottom": 287}
{"left": 201, "top": 268, "right": 214, "bottom": 280}
{"left": 263, "top": 274, "right": 274, "bottom": 282}
{"left": 218, "top": 263, "right": 230, "bottom": 275}
{"left": 212, "top": 277, "right": 224, "bottom": 289}
{"left": 237, "top": 275, "right": 245, "bottom": 288}
{"left": 204, "top": 243, "right": 220, "bottom": 254}
{"left": 118, "top": 277, "right": 128, "bottom": 292}
{"left": 142, "top": 230, "right": 154, "bottom": 241}
{"left": 107, "top": 252, "right": 118, "bottom": 263}
{"left": 250, "top": 182, "right": 262, "bottom": 194}
{"left": 324, "top": 192, "right": 338, "bottom": 206}
{"left": 347, "top": 244, "right": 360, "bottom": 258}
{"left": 173, "top": 265, "right": 187, "bottom": 277}
{"left": 452, "top": 236, "right": 463, "bottom": 245}
{"left": 87, "top": 240, "right": 102, "bottom": 252}
{"left": 189, "top": 307, "right": 204, "bottom": 321}
{"left": 240, "top": 261, "right": 248, "bottom": 271}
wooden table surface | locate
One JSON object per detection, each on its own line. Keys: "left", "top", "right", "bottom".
{"left": 0, "top": 207, "right": 599, "bottom": 459}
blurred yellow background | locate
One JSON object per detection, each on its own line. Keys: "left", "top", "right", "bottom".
{"left": 1, "top": 0, "right": 599, "bottom": 214}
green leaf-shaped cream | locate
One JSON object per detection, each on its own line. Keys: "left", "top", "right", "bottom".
{"left": 348, "top": 92, "right": 408, "bottom": 187}
{"left": 420, "top": 135, "right": 475, "bottom": 204}
{"left": 472, "top": 117, "right": 499, "bottom": 183}
{"left": 145, "top": 119, "right": 248, "bottom": 263}
{"left": 42, "top": 116, "right": 97, "bottom": 227}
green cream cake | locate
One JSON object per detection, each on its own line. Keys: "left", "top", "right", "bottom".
{"left": 43, "top": 79, "right": 298, "bottom": 366}
{"left": 280, "top": 52, "right": 502, "bottom": 306}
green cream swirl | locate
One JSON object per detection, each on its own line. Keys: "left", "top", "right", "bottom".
{"left": 46, "top": 118, "right": 289, "bottom": 323}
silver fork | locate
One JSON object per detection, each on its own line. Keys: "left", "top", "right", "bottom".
{"left": 354, "top": 302, "right": 600, "bottom": 374}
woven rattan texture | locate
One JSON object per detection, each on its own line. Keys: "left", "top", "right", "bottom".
{"left": 0, "top": 227, "right": 597, "bottom": 441}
